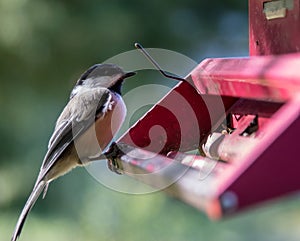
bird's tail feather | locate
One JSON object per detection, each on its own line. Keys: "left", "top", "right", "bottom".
{"left": 11, "top": 180, "right": 46, "bottom": 241}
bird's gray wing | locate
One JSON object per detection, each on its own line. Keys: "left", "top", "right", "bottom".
{"left": 11, "top": 88, "right": 113, "bottom": 241}
{"left": 36, "top": 87, "right": 112, "bottom": 184}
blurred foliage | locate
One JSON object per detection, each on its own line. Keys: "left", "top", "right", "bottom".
{"left": 1, "top": 0, "right": 299, "bottom": 241}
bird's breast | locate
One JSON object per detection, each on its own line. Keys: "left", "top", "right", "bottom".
{"left": 74, "top": 92, "right": 126, "bottom": 161}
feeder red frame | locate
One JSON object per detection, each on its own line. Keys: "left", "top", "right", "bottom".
{"left": 113, "top": 0, "right": 300, "bottom": 218}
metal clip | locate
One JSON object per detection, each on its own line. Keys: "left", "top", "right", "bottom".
{"left": 263, "top": 0, "right": 294, "bottom": 20}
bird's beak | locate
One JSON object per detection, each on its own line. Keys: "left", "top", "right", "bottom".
{"left": 123, "top": 72, "right": 136, "bottom": 79}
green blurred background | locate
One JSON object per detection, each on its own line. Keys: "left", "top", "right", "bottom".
{"left": 1, "top": 0, "right": 300, "bottom": 240}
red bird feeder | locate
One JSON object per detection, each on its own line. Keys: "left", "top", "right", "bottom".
{"left": 109, "top": 0, "right": 300, "bottom": 219}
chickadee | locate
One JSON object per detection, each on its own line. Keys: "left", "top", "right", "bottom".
{"left": 11, "top": 63, "right": 136, "bottom": 241}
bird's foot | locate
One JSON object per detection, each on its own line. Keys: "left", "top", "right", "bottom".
{"left": 104, "top": 142, "right": 124, "bottom": 175}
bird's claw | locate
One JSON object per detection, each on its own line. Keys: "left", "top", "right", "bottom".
{"left": 104, "top": 142, "right": 124, "bottom": 175}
